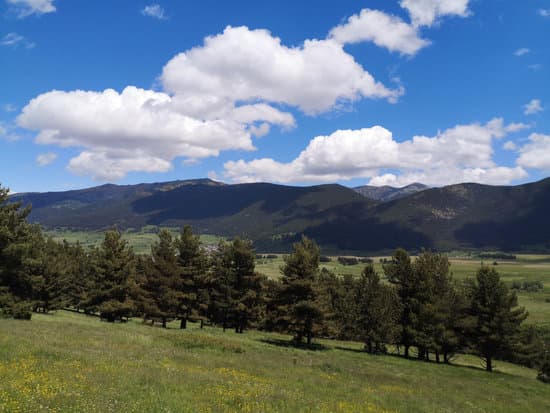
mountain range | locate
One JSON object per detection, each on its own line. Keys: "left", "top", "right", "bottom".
{"left": 9, "top": 178, "right": 550, "bottom": 253}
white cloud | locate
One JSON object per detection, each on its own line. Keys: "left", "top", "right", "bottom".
{"left": 141, "top": 4, "right": 166, "bottom": 20}
{"left": 528, "top": 64, "right": 543, "bottom": 71}
{"left": 17, "top": 86, "right": 295, "bottom": 181}
{"left": 400, "top": 0, "right": 471, "bottom": 27}
{"left": 223, "top": 118, "right": 530, "bottom": 187}
{"left": 329, "top": 9, "right": 430, "bottom": 56}
{"left": 503, "top": 141, "right": 517, "bottom": 151}
{"left": 36, "top": 152, "right": 57, "bottom": 166}
{"left": 1, "top": 32, "right": 35, "bottom": 49}
{"left": 524, "top": 99, "right": 543, "bottom": 115}
{"left": 0, "top": 121, "right": 21, "bottom": 141}
{"left": 517, "top": 134, "right": 550, "bottom": 170}
{"left": 19, "top": 24, "right": 399, "bottom": 181}
{"left": 514, "top": 48, "right": 530, "bottom": 57}
{"left": 6, "top": 0, "right": 56, "bottom": 18}
{"left": 539, "top": 9, "right": 550, "bottom": 18}
{"left": 161, "top": 26, "right": 401, "bottom": 115}
{"left": 3, "top": 104, "right": 17, "bottom": 112}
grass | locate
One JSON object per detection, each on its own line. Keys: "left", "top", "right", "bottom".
{"left": 1, "top": 311, "right": 549, "bottom": 413}
{"left": 46, "top": 228, "right": 224, "bottom": 255}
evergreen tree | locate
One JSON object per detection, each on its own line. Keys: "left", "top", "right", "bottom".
{"left": 468, "top": 266, "right": 528, "bottom": 372}
{"left": 28, "top": 233, "right": 70, "bottom": 313}
{"left": 275, "top": 236, "right": 323, "bottom": 345}
{"left": 412, "top": 251, "right": 452, "bottom": 361}
{"left": 229, "top": 238, "right": 263, "bottom": 333}
{"left": 355, "top": 265, "right": 400, "bottom": 354}
{"left": 175, "top": 225, "right": 206, "bottom": 329}
{"left": 88, "top": 230, "right": 137, "bottom": 322}
{"left": 63, "top": 241, "right": 94, "bottom": 312}
{"left": 208, "top": 240, "right": 235, "bottom": 330}
{"left": 0, "top": 184, "right": 34, "bottom": 319}
{"left": 384, "top": 248, "right": 415, "bottom": 357}
{"left": 143, "top": 229, "right": 182, "bottom": 328}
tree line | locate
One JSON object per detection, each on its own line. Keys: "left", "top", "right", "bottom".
{"left": 1, "top": 185, "right": 548, "bottom": 381}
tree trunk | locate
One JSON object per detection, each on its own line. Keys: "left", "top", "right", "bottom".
{"left": 162, "top": 317, "right": 167, "bottom": 329}
{"left": 404, "top": 345, "right": 410, "bottom": 358}
{"left": 307, "top": 333, "right": 312, "bottom": 346}
{"left": 486, "top": 356, "right": 493, "bottom": 372}
{"left": 180, "top": 318, "right": 187, "bottom": 330}
{"left": 200, "top": 320, "right": 204, "bottom": 329}
{"left": 435, "top": 350, "right": 440, "bottom": 364}
{"left": 444, "top": 352, "right": 449, "bottom": 364}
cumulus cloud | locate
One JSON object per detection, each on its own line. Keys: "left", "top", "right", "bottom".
{"left": 329, "top": 9, "right": 430, "bottom": 56}
{"left": 223, "top": 118, "right": 529, "bottom": 187}
{"left": 36, "top": 152, "right": 57, "bottom": 166}
{"left": 162, "top": 26, "right": 401, "bottom": 115}
{"left": 17, "top": 86, "right": 296, "bottom": 180}
{"left": 524, "top": 99, "right": 543, "bottom": 115}
{"left": 141, "top": 4, "right": 166, "bottom": 20}
{"left": 514, "top": 48, "right": 530, "bottom": 57}
{"left": 328, "top": 1, "right": 471, "bottom": 56}
{"left": 1, "top": 32, "right": 35, "bottom": 49}
{"left": 6, "top": 0, "right": 56, "bottom": 18}
{"left": 539, "top": 9, "right": 550, "bottom": 18}
{"left": 517, "top": 134, "right": 550, "bottom": 170}
{"left": 400, "top": 0, "right": 471, "bottom": 27}
{"left": 19, "top": 24, "right": 400, "bottom": 181}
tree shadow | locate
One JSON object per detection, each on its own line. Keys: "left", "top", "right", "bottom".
{"left": 259, "top": 338, "right": 330, "bottom": 351}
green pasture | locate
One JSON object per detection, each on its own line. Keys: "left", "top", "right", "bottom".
{"left": 1, "top": 311, "right": 548, "bottom": 413}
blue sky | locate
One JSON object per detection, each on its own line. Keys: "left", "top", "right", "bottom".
{"left": 1, "top": 0, "right": 549, "bottom": 193}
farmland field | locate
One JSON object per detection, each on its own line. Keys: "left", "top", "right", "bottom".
{"left": 1, "top": 311, "right": 549, "bottom": 413}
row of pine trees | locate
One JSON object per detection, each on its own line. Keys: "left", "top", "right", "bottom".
{"left": 1, "top": 185, "right": 549, "bottom": 380}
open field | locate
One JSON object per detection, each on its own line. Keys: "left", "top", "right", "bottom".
{"left": 46, "top": 228, "right": 224, "bottom": 255}
{"left": 1, "top": 311, "right": 549, "bottom": 413}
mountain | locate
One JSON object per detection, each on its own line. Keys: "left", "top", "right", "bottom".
{"left": 9, "top": 178, "right": 550, "bottom": 253}
{"left": 10, "top": 179, "right": 386, "bottom": 252}
{"left": 370, "top": 178, "right": 550, "bottom": 251}
{"left": 354, "top": 183, "right": 428, "bottom": 202}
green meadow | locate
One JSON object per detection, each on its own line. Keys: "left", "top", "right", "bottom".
{"left": 1, "top": 311, "right": 549, "bottom": 413}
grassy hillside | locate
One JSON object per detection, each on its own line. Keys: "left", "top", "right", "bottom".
{"left": 1, "top": 311, "right": 548, "bottom": 413}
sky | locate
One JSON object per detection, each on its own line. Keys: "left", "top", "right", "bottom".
{"left": 1, "top": 0, "right": 549, "bottom": 193}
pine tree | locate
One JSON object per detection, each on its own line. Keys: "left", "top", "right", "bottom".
{"left": 469, "top": 266, "right": 528, "bottom": 372}
{"left": 355, "top": 264, "right": 400, "bottom": 354}
{"left": 175, "top": 225, "right": 206, "bottom": 329}
{"left": 88, "top": 230, "right": 137, "bottom": 322}
{"left": 28, "top": 233, "right": 70, "bottom": 313}
{"left": 208, "top": 240, "right": 235, "bottom": 330}
{"left": 275, "top": 236, "right": 324, "bottom": 345}
{"left": 229, "top": 238, "right": 263, "bottom": 333}
{"left": 412, "top": 250, "right": 451, "bottom": 361}
{"left": 143, "top": 229, "right": 182, "bottom": 328}
{"left": 0, "top": 184, "right": 34, "bottom": 319}
{"left": 384, "top": 248, "right": 415, "bottom": 357}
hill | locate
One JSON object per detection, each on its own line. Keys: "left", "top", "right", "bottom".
{"left": 354, "top": 183, "right": 428, "bottom": 202}
{"left": 1, "top": 311, "right": 548, "bottom": 412}
{"left": 371, "top": 178, "right": 550, "bottom": 251}
{"left": 10, "top": 178, "right": 550, "bottom": 253}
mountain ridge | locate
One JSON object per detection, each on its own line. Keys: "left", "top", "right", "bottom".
{"left": 8, "top": 178, "right": 550, "bottom": 253}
